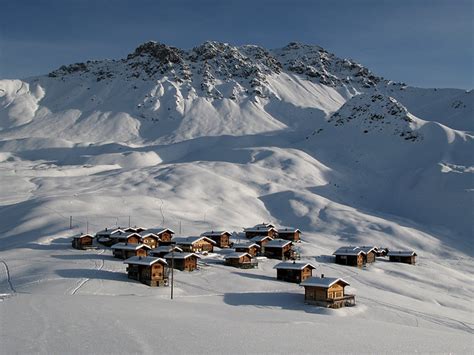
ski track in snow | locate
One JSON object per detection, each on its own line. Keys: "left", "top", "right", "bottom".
{"left": 69, "top": 248, "right": 105, "bottom": 296}
{"left": 0, "top": 259, "right": 16, "bottom": 294}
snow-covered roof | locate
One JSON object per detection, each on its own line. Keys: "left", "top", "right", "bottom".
{"left": 111, "top": 243, "right": 151, "bottom": 251}
{"left": 95, "top": 228, "right": 124, "bottom": 236}
{"left": 224, "top": 252, "right": 252, "bottom": 259}
{"left": 333, "top": 246, "right": 366, "bottom": 256}
{"left": 300, "top": 276, "right": 349, "bottom": 288}
{"left": 123, "top": 256, "right": 167, "bottom": 266}
{"left": 150, "top": 245, "right": 183, "bottom": 254}
{"left": 388, "top": 250, "right": 417, "bottom": 257}
{"left": 243, "top": 226, "right": 277, "bottom": 233}
{"left": 274, "top": 262, "right": 316, "bottom": 270}
{"left": 201, "top": 231, "right": 231, "bottom": 237}
{"left": 277, "top": 228, "right": 301, "bottom": 233}
{"left": 265, "top": 239, "right": 292, "bottom": 248}
{"left": 172, "top": 236, "right": 216, "bottom": 245}
{"left": 358, "top": 246, "right": 378, "bottom": 254}
{"left": 233, "top": 242, "right": 260, "bottom": 249}
{"left": 138, "top": 232, "right": 160, "bottom": 239}
{"left": 142, "top": 227, "right": 175, "bottom": 236}
{"left": 116, "top": 232, "right": 141, "bottom": 240}
{"left": 163, "top": 252, "right": 200, "bottom": 260}
{"left": 74, "top": 233, "right": 94, "bottom": 239}
{"left": 249, "top": 235, "right": 273, "bottom": 243}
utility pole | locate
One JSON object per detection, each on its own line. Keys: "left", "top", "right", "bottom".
{"left": 128, "top": 215, "right": 131, "bottom": 228}
{"left": 179, "top": 220, "right": 182, "bottom": 235}
{"left": 86, "top": 218, "right": 89, "bottom": 234}
{"left": 170, "top": 248, "right": 174, "bottom": 300}
{"left": 69, "top": 216, "right": 72, "bottom": 229}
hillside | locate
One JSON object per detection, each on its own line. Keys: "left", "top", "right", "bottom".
{"left": 0, "top": 41, "right": 472, "bottom": 353}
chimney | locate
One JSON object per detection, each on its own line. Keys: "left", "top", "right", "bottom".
{"left": 321, "top": 274, "right": 324, "bottom": 278}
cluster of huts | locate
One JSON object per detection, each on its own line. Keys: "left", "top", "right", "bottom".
{"left": 70, "top": 223, "right": 417, "bottom": 309}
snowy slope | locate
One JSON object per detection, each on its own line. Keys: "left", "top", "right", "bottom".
{"left": 0, "top": 41, "right": 473, "bottom": 353}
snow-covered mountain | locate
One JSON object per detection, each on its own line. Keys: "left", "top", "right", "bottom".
{"left": 0, "top": 41, "right": 472, "bottom": 353}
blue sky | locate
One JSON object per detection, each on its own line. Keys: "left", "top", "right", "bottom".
{"left": 1, "top": 0, "right": 472, "bottom": 89}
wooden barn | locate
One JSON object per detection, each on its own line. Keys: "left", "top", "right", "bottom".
{"left": 149, "top": 245, "right": 183, "bottom": 258}
{"left": 123, "top": 256, "right": 169, "bottom": 287}
{"left": 274, "top": 262, "right": 316, "bottom": 283}
{"left": 115, "top": 232, "right": 141, "bottom": 245}
{"left": 263, "top": 239, "right": 294, "bottom": 260}
{"left": 123, "top": 226, "right": 147, "bottom": 233}
{"left": 164, "top": 252, "right": 200, "bottom": 271}
{"left": 249, "top": 235, "right": 273, "bottom": 250}
{"left": 233, "top": 242, "right": 261, "bottom": 257}
{"left": 277, "top": 228, "right": 301, "bottom": 242}
{"left": 358, "top": 246, "right": 378, "bottom": 263}
{"left": 145, "top": 227, "right": 175, "bottom": 245}
{"left": 376, "top": 247, "right": 389, "bottom": 257}
{"left": 388, "top": 251, "right": 417, "bottom": 264}
{"left": 71, "top": 234, "right": 94, "bottom": 250}
{"left": 95, "top": 227, "right": 125, "bottom": 246}
{"left": 224, "top": 252, "right": 258, "bottom": 269}
{"left": 333, "top": 247, "right": 367, "bottom": 267}
{"left": 300, "top": 275, "right": 355, "bottom": 308}
{"left": 201, "top": 231, "right": 231, "bottom": 248}
{"left": 172, "top": 236, "right": 216, "bottom": 253}
{"left": 243, "top": 223, "right": 278, "bottom": 239}
{"left": 138, "top": 232, "right": 160, "bottom": 249}
{"left": 111, "top": 243, "right": 150, "bottom": 259}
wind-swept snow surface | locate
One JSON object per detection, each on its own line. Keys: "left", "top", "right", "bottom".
{"left": 0, "top": 41, "right": 472, "bottom": 354}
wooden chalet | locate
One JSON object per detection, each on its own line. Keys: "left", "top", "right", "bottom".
{"left": 249, "top": 235, "right": 273, "bottom": 250}
{"left": 149, "top": 245, "right": 183, "bottom": 258}
{"left": 243, "top": 223, "right": 278, "bottom": 239}
{"left": 123, "top": 226, "right": 147, "bottom": 233}
{"left": 71, "top": 233, "right": 94, "bottom": 250}
{"left": 95, "top": 227, "right": 125, "bottom": 246}
{"left": 277, "top": 228, "right": 301, "bottom": 242}
{"left": 172, "top": 236, "right": 216, "bottom": 253}
{"left": 263, "top": 239, "right": 294, "bottom": 260}
{"left": 224, "top": 252, "right": 258, "bottom": 269}
{"left": 138, "top": 231, "right": 160, "bottom": 249}
{"left": 111, "top": 243, "right": 150, "bottom": 259}
{"left": 146, "top": 227, "right": 175, "bottom": 245}
{"left": 123, "top": 256, "right": 169, "bottom": 287}
{"left": 300, "top": 275, "right": 355, "bottom": 308}
{"left": 274, "top": 261, "right": 316, "bottom": 283}
{"left": 333, "top": 247, "right": 367, "bottom": 267}
{"left": 358, "top": 246, "right": 377, "bottom": 263}
{"left": 115, "top": 232, "right": 141, "bottom": 245}
{"left": 233, "top": 242, "right": 261, "bottom": 257}
{"left": 375, "top": 247, "right": 389, "bottom": 257}
{"left": 164, "top": 252, "right": 200, "bottom": 271}
{"left": 201, "top": 231, "right": 231, "bottom": 248}
{"left": 388, "top": 251, "right": 417, "bottom": 264}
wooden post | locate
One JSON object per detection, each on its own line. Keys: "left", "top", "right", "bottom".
{"left": 128, "top": 215, "right": 131, "bottom": 228}
{"left": 171, "top": 249, "right": 174, "bottom": 300}
{"left": 69, "top": 216, "right": 72, "bottom": 229}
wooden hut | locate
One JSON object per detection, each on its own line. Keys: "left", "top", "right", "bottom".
{"left": 264, "top": 239, "right": 294, "bottom": 260}
{"left": 149, "top": 245, "right": 183, "bottom": 258}
{"left": 333, "top": 247, "right": 367, "bottom": 267}
{"left": 388, "top": 251, "right": 417, "bottom": 264}
{"left": 277, "top": 228, "right": 301, "bottom": 242}
{"left": 300, "top": 275, "right": 355, "bottom": 308}
{"left": 71, "top": 234, "right": 94, "bottom": 250}
{"left": 145, "top": 227, "right": 175, "bottom": 245}
{"left": 111, "top": 243, "right": 150, "bottom": 259}
{"left": 274, "top": 262, "right": 316, "bottom": 283}
{"left": 233, "top": 242, "right": 261, "bottom": 257}
{"left": 95, "top": 227, "right": 125, "bottom": 246}
{"left": 243, "top": 223, "right": 278, "bottom": 239}
{"left": 358, "top": 246, "right": 377, "bottom": 263}
{"left": 224, "top": 252, "right": 258, "bottom": 269}
{"left": 172, "top": 236, "right": 216, "bottom": 253}
{"left": 164, "top": 252, "right": 200, "bottom": 271}
{"left": 201, "top": 231, "right": 231, "bottom": 248}
{"left": 123, "top": 256, "right": 169, "bottom": 287}
{"left": 115, "top": 232, "right": 141, "bottom": 245}
{"left": 249, "top": 235, "right": 273, "bottom": 250}
{"left": 138, "top": 232, "right": 160, "bottom": 249}
{"left": 375, "top": 247, "right": 389, "bottom": 257}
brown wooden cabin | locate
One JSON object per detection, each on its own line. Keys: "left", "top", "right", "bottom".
{"left": 115, "top": 232, "right": 141, "bottom": 245}
{"left": 249, "top": 235, "right": 273, "bottom": 250}
{"left": 111, "top": 243, "right": 151, "bottom": 259}
{"left": 173, "top": 236, "right": 215, "bottom": 253}
{"left": 274, "top": 262, "right": 316, "bottom": 283}
{"left": 123, "top": 226, "right": 147, "bottom": 233}
{"left": 388, "top": 251, "right": 417, "bottom": 264}
{"left": 277, "top": 228, "right": 301, "bottom": 242}
{"left": 149, "top": 245, "right": 184, "bottom": 258}
{"left": 263, "top": 239, "right": 294, "bottom": 260}
{"left": 375, "top": 247, "right": 389, "bottom": 257}
{"left": 138, "top": 232, "right": 160, "bottom": 249}
{"left": 224, "top": 252, "right": 258, "bottom": 269}
{"left": 201, "top": 231, "right": 231, "bottom": 248}
{"left": 164, "top": 252, "right": 200, "bottom": 271}
{"left": 300, "top": 275, "right": 355, "bottom": 308}
{"left": 333, "top": 247, "right": 367, "bottom": 267}
{"left": 234, "top": 243, "right": 260, "bottom": 257}
{"left": 358, "top": 246, "right": 377, "bottom": 263}
{"left": 145, "top": 227, "right": 175, "bottom": 245}
{"left": 243, "top": 223, "right": 278, "bottom": 239}
{"left": 123, "top": 256, "right": 169, "bottom": 287}
{"left": 95, "top": 227, "right": 125, "bottom": 246}
{"left": 72, "top": 234, "right": 94, "bottom": 250}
